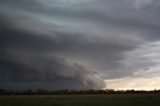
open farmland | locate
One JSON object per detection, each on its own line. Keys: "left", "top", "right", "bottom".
{"left": 0, "top": 94, "right": 160, "bottom": 106}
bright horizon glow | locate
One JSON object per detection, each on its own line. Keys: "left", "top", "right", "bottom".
{"left": 105, "top": 76, "right": 160, "bottom": 90}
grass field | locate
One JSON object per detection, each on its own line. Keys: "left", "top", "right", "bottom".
{"left": 0, "top": 94, "right": 160, "bottom": 106}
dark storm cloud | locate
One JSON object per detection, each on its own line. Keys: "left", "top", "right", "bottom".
{"left": 0, "top": 0, "right": 40, "bottom": 7}
{"left": 0, "top": 16, "right": 106, "bottom": 90}
{"left": 0, "top": 16, "right": 137, "bottom": 51}
{"left": 0, "top": 15, "right": 141, "bottom": 79}
{"left": 0, "top": 16, "right": 107, "bottom": 90}
{"left": 0, "top": 17, "right": 56, "bottom": 51}
{"left": 0, "top": 49, "right": 105, "bottom": 90}
{"left": 1, "top": 0, "right": 160, "bottom": 90}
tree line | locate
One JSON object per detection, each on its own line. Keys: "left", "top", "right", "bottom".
{"left": 1, "top": 89, "right": 160, "bottom": 95}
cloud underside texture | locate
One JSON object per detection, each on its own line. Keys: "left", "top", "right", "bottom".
{"left": 0, "top": 0, "right": 160, "bottom": 90}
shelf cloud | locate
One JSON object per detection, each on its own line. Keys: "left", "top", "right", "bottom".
{"left": 0, "top": 0, "right": 160, "bottom": 90}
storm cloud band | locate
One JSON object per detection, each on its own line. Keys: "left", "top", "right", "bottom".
{"left": 0, "top": 0, "right": 160, "bottom": 90}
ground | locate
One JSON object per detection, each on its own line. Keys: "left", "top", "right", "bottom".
{"left": 0, "top": 94, "right": 160, "bottom": 106}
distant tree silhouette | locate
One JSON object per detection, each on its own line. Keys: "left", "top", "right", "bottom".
{"left": 0, "top": 89, "right": 160, "bottom": 95}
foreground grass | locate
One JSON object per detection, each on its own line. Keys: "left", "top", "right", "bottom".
{"left": 0, "top": 94, "right": 160, "bottom": 106}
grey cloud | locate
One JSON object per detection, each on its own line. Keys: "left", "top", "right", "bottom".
{"left": 0, "top": 16, "right": 141, "bottom": 80}
{"left": 1, "top": 0, "right": 160, "bottom": 89}
{"left": 122, "top": 41, "right": 160, "bottom": 75}
{"left": 0, "top": 49, "right": 105, "bottom": 90}
{"left": 0, "top": 15, "right": 107, "bottom": 90}
{"left": 1, "top": 0, "right": 160, "bottom": 38}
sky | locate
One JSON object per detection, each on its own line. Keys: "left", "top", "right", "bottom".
{"left": 0, "top": 0, "right": 160, "bottom": 90}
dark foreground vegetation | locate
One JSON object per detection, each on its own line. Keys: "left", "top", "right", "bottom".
{"left": 1, "top": 89, "right": 160, "bottom": 95}
{"left": 0, "top": 94, "right": 160, "bottom": 106}
{"left": 1, "top": 89, "right": 160, "bottom": 106}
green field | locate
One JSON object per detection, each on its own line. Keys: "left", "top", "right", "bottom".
{"left": 0, "top": 94, "right": 160, "bottom": 106}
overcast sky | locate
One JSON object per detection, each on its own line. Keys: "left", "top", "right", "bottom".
{"left": 0, "top": 0, "right": 160, "bottom": 90}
